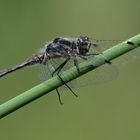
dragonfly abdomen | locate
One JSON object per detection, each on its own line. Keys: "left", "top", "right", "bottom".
{"left": 0, "top": 54, "right": 45, "bottom": 77}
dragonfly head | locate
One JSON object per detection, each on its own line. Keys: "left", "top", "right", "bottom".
{"left": 77, "top": 36, "right": 97, "bottom": 55}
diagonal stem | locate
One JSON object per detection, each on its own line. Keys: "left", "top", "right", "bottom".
{"left": 0, "top": 34, "right": 140, "bottom": 119}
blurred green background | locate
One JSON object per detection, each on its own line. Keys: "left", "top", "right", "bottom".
{"left": 0, "top": 0, "right": 140, "bottom": 140}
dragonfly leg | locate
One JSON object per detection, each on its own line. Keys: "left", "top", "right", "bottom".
{"left": 56, "top": 59, "right": 78, "bottom": 97}
{"left": 51, "top": 57, "right": 78, "bottom": 104}
{"left": 85, "top": 53, "right": 100, "bottom": 56}
{"left": 52, "top": 57, "right": 70, "bottom": 76}
{"left": 51, "top": 58, "right": 70, "bottom": 104}
{"left": 105, "top": 60, "right": 112, "bottom": 64}
{"left": 78, "top": 53, "right": 100, "bottom": 60}
{"left": 73, "top": 58, "right": 80, "bottom": 72}
{"left": 56, "top": 88, "right": 63, "bottom": 105}
{"left": 57, "top": 74, "right": 78, "bottom": 97}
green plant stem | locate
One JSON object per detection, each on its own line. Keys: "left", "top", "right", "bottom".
{"left": 0, "top": 34, "right": 140, "bottom": 119}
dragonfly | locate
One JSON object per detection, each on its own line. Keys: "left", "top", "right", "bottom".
{"left": 0, "top": 36, "right": 138, "bottom": 104}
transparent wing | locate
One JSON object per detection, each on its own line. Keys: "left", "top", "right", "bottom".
{"left": 38, "top": 58, "right": 76, "bottom": 90}
{"left": 70, "top": 63, "right": 119, "bottom": 88}
{"left": 38, "top": 39, "right": 140, "bottom": 89}
{"left": 38, "top": 63, "right": 53, "bottom": 81}
{"left": 113, "top": 47, "right": 140, "bottom": 65}
{"left": 38, "top": 56, "right": 118, "bottom": 89}
{"left": 91, "top": 40, "right": 140, "bottom": 65}
{"left": 92, "top": 40, "right": 123, "bottom": 51}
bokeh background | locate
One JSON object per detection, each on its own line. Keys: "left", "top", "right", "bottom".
{"left": 0, "top": 0, "right": 140, "bottom": 140}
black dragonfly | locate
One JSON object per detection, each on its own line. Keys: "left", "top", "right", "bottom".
{"left": 0, "top": 36, "right": 138, "bottom": 104}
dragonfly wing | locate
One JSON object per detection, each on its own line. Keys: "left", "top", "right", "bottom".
{"left": 72, "top": 63, "right": 119, "bottom": 88}
{"left": 38, "top": 58, "right": 77, "bottom": 90}
{"left": 38, "top": 64, "right": 52, "bottom": 81}
{"left": 112, "top": 47, "right": 140, "bottom": 65}
{"left": 91, "top": 40, "right": 140, "bottom": 65}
